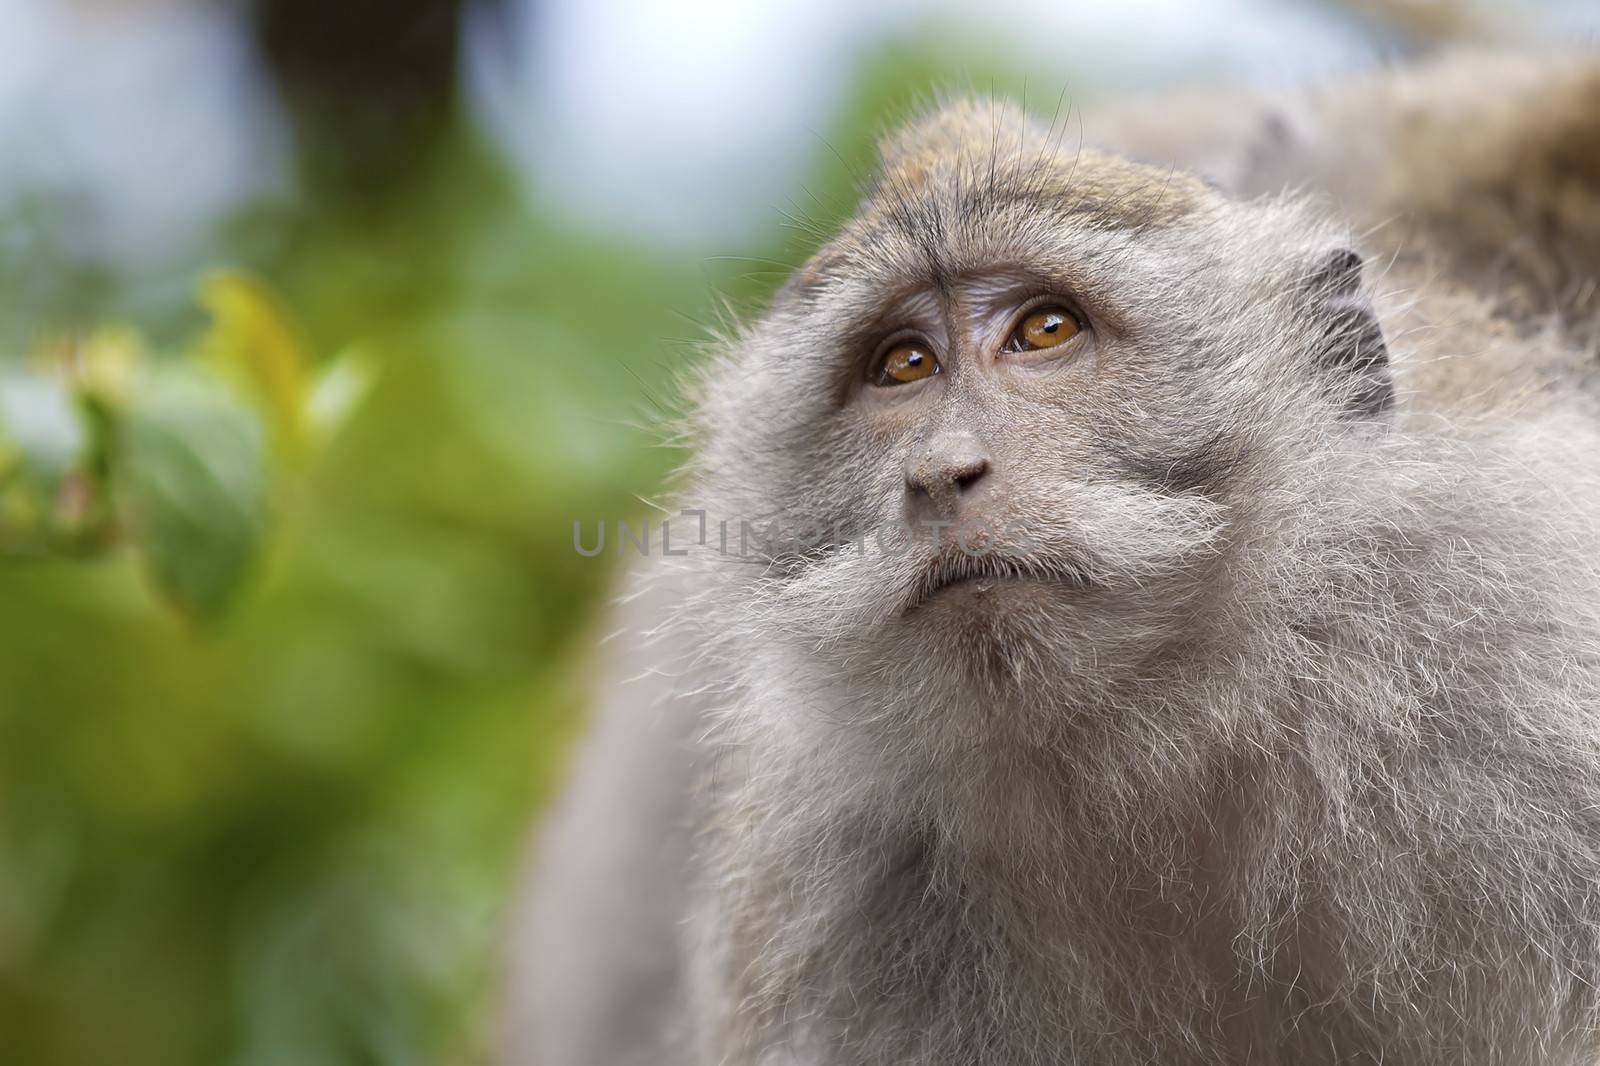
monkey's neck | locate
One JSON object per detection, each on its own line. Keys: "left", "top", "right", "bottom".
{"left": 698, "top": 652, "right": 1545, "bottom": 1062}
{"left": 699, "top": 691, "right": 1294, "bottom": 1061}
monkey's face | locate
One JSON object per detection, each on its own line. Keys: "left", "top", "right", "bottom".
{"left": 691, "top": 104, "right": 1389, "bottom": 701}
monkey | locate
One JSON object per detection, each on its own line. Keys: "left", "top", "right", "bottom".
{"left": 503, "top": 50, "right": 1600, "bottom": 1065}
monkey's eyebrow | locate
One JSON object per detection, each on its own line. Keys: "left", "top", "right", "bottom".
{"left": 825, "top": 285, "right": 943, "bottom": 355}
{"left": 781, "top": 186, "right": 1185, "bottom": 309}
{"left": 786, "top": 193, "right": 1191, "bottom": 301}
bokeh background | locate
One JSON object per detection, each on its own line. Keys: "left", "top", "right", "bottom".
{"left": 0, "top": 1, "right": 1594, "bottom": 1063}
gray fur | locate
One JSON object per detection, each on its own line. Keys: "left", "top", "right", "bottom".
{"left": 506, "top": 60, "right": 1600, "bottom": 1066}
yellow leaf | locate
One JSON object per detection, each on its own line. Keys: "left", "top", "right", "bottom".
{"left": 197, "top": 270, "right": 311, "bottom": 453}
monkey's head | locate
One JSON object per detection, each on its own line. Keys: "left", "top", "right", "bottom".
{"left": 688, "top": 101, "right": 1392, "bottom": 715}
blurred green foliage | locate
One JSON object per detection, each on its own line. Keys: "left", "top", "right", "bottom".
{"left": 0, "top": 28, "right": 1050, "bottom": 1066}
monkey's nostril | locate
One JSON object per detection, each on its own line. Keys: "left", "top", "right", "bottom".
{"left": 905, "top": 459, "right": 989, "bottom": 499}
{"left": 954, "top": 458, "right": 990, "bottom": 493}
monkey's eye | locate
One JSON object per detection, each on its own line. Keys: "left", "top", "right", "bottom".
{"left": 872, "top": 343, "right": 941, "bottom": 387}
{"left": 1005, "top": 306, "right": 1082, "bottom": 352}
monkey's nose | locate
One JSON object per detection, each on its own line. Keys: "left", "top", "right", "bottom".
{"left": 904, "top": 431, "right": 993, "bottom": 517}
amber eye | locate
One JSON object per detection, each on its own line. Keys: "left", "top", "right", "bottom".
{"left": 873, "top": 343, "right": 940, "bottom": 386}
{"left": 1007, "top": 306, "right": 1082, "bottom": 352}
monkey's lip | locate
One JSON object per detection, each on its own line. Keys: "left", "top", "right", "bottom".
{"left": 907, "top": 550, "right": 1090, "bottom": 610}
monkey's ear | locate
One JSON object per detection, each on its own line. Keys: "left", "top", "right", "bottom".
{"left": 1307, "top": 248, "right": 1392, "bottom": 417}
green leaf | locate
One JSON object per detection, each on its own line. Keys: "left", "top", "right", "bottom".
{"left": 120, "top": 370, "right": 269, "bottom": 620}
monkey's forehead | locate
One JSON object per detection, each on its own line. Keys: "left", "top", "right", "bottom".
{"left": 791, "top": 100, "right": 1214, "bottom": 297}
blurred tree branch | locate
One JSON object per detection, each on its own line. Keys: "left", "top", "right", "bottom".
{"left": 249, "top": 0, "right": 513, "bottom": 199}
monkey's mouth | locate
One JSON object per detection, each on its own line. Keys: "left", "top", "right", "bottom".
{"left": 907, "top": 550, "right": 1090, "bottom": 611}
